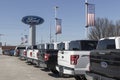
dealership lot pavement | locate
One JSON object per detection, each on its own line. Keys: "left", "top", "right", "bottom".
{"left": 0, "top": 55, "right": 75, "bottom": 80}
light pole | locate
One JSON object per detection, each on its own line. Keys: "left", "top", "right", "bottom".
{"left": 0, "top": 34, "right": 4, "bottom": 42}
{"left": 85, "top": 0, "right": 89, "bottom": 39}
{"left": 55, "top": 6, "right": 59, "bottom": 42}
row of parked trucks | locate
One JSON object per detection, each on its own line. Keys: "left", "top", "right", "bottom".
{"left": 14, "top": 37, "right": 120, "bottom": 80}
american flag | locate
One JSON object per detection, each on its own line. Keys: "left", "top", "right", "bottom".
{"left": 87, "top": 3, "right": 95, "bottom": 27}
{"left": 56, "top": 18, "right": 62, "bottom": 34}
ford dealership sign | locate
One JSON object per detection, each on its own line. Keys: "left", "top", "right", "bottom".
{"left": 22, "top": 16, "right": 44, "bottom": 25}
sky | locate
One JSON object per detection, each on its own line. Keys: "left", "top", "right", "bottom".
{"left": 0, "top": 0, "right": 120, "bottom": 46}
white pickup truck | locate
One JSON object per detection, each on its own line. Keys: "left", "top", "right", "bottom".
{"left": 19, "top": 45, "right": 31, "bottom": 60}
{"left": 56, "top": 40, "right": 98, "bottom": 80}
{"left": 32, "top": 43, "right": 51, "bottom": 66}
{"left": 26, "top": 43, "right": 53, "bottom": 66}
{"left": 26, "top": 45, "right": 38, "bottom": 64}
{"left": 14, "top": 45, "right": 27, "bottom": 57}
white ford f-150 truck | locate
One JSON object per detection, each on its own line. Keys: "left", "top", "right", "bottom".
{"left": 26, "top": 45, "right": 38, "bottom": 64}
{"left": 56, "top": 40, "right": 98, "bottom": 80}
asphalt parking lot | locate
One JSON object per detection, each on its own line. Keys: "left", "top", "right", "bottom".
{"left": 0, "top": 55, "right": 75, "bottom": 80}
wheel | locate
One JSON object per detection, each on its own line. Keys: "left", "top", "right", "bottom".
{"left": 51, "top": 69, "right": 59, "bottom": 74}
{"left": 74, "top": 75, "right": 87, "bottom": 80}
{"left": 36, "top": 62, "right": 40, "bottom": 67}
{"left": 80, "top": 75, "right": 87, "bottom": 80}
{"left": 34, "top": 62, "right": 40, "bottom": 68}
{"left": 75, "top": 76, "right": 81, "bottom": 80}
{"left": 26, "top": 59, "right": 29, "bottom": 63}
{"left": 59, "top": 72, "right": 64, "bottom": 77}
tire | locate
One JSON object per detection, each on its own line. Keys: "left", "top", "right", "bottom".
{"left": 59, "top": 72, "right": 64, "bottom": 77}
{"left": 51, "top": 69, "right": 59, "bottom": 74}
{"left": 34, "top": 62, "right": 40, "bottom": 68}
{"left": 75, "top": 76, "right": 81, "bottom": 80}
{"left": 75, "top": 75, "right": 87, "bottom": 80}
{"left": 26, "top": 59, "right": 29, "bottom": 63}
{"left": 81, "top": 75, "right": 87, "bottom": 80}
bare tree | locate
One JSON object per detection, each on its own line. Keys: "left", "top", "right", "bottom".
{"left": 88, "top": 17, "right": 117, "bottom": 40}
{"left": 115, "top": 20, "right": 120, "bottom": 36}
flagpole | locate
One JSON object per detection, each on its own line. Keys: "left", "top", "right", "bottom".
{"left": 85, "top": 0, "right": 88, "bottom": 39}
{"left": 50, "top": 22, "right": 52, "bottom": 43}
{"left": 55, "top": 6, "right": 58, "bottom": 42}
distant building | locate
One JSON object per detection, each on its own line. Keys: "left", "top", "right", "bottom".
{"left": 0, "top": 46, "right": 16, "bottom": 55}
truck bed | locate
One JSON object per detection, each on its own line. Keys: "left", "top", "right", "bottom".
{"left": 57, "top": 50, "right": 90, "bottom": 75}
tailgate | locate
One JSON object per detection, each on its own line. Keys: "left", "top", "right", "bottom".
{"left": 90, "top": 50, "right": 120, "bottom": 79}
{"left": 38, "top": 49, "right": 45, "bottom": 62}
{"left": 32, "top": 49, "right": 39, "bottom": 60}
{"left": 46, "top": 50, "right": 58, "bottom": 61}
{"left": 27, "top": 50, "right": 33, "bottom": 59}
{"left": 19, "top": 49, "right": 24, "bottom": 56}
{"left": 58, "top": 50, "right": 90, "bottom": 69}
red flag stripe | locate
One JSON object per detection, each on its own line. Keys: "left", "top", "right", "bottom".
{"left": 87, "top": 4, "right": 95, "bottom": 27}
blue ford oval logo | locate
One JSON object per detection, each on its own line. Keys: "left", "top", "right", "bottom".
{"left": 101, "top": 62, "right": 108, "bottom": 68}
{"left": 22, "top": 16, "right": 44, "bottom": 25}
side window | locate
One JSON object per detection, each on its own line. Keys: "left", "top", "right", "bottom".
{"left": 37, "top": 44, "right": 45, "bottom": 49}
{"left": 106, "top": 45, "right": 115, "bottom": 49}
{"left": 33, "top": 45, "right": 37, "bottom": 49}
{"left": 81, "top": 41, "right": 98, "bottom": 50}
{"left": 57, "top": 43, "right": 65, "bottom": 50}
{"left": 69, "top": 41, "right": 80, "bottom": 50}
{"left": 41, "top": 44, "right": 45, "bottom": 49}
{"left": 61, "top": 43, "right": 65, "bottom": 50}
{"left": 49, "top": 44, "right": 54, "bottom": 49}
{"left": 97, "top": 39, "right": 115, "bottom": 50}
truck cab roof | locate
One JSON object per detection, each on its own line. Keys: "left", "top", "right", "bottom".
{"left": 69, "top": 40, "right": 98, "bottom": 51}
{"left": 97, "top": 36, "right": 120, "bottom": 49}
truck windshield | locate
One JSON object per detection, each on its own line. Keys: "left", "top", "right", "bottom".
{"left": 69, "top": 40, "right": 98, "bottom": 50}
{"left": 96, "top": 39, "right": 115, "bottom": 50}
